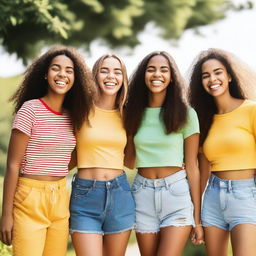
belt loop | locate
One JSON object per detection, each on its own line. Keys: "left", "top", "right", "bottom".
{"left": 142, "top": 178, "right": 146, "bottom": 189}
{"left": 72, "top": 173, "right": 76, "bottom": 183}
{"left": 228, "top": 180, "right": 232, "bottom": 192}
{"left": 164, "top": 178, "right": 169, "bottom": 189}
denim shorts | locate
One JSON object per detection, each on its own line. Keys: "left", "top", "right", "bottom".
{"left": 132, "top": 170, "right": 194, "bottom": 233}
{"left": 69, "top": 172, "right": 135, "bottom": 235}
{"left": 202, "top": 174, "right": 256, "bottom": 231}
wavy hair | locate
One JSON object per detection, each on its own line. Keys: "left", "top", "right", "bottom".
{"left": 125, "top": 51, "right": 187, "bottom": 136}
{"left": 92, "top": 54, "right": 128, "bottom": 117}
{"left": 10, "top": 45, "right": 95, "bottom": 131}
{"left": 188, "top": 48, "right": 256, "bottom": 146}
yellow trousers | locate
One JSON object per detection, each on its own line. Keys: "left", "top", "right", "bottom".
{"left": 12, "top": 177, "right": 70, "bottom": 256}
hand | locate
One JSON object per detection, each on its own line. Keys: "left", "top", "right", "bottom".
{"left": 0, "top": 215, "right": 13, "bottom": 246}
{"left": 190, "top": 225, "right": 204, "bottom": 245}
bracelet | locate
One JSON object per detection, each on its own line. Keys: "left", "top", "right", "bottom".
{"left": 195, "top": 223, "right": 202, "bottom": 227}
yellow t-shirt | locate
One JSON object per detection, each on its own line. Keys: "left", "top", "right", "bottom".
{"left": 203, "top": 100, "right": 256, "bottom": 171}
{"left": 76, "top": 106, "right": 126, "bottom": 169}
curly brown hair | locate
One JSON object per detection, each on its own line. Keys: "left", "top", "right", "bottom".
{"left": 125, "top": 51, "right": 187, "bottom": 136}
{"left": 92, "top": 54, "right": 128, "bottom": 117}
{"left": 188, "top": 48, "right": 250, "bottom": 146}
{"left": 10, "top": 45, "right": 95, "bottom": 131}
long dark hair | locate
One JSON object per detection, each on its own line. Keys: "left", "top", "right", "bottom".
{"left": 125, "top": 51, "right": 187, "bottom": 136}
{"left": 188, "top": 49, "right": 245, "bottom": 146}
{"left": 10, "top": 45, "right": 95, "bottom": 131}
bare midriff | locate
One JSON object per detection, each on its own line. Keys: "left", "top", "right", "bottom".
{"left": 212, "top": 169, "right": 255, "bottom": 180}
{"left": 138, "top": 166, "right": 183, "bottom": 179}
{"left": 21, "top": 174, "right": 65, "bottom": 181}
{"left": 77, "top": 168, "right": 124, "bottom": 180}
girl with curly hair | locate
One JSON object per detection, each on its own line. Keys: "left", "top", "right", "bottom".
{"left": 0, "top": 45, "right": 94, "bottom": 256}
{"left": 188, "top": 48, "right": 256, "bottom": 256}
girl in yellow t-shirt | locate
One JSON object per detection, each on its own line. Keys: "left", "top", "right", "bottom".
{"left": 189, "top": 48, "right": 256, "bottom": 256}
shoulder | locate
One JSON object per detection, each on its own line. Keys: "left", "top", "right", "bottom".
{"left": 19, "top": 99, "right": 41, "bottom": 112}
{"left": 186, "top": 107, "right": 198, "bottom": 121}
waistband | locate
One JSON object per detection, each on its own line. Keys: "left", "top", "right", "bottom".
{"left": 18, "top": 177, "right": 67, "bottom": 189}
{"left": 208, "top": 174, "right": 256, "bottom": 189}
{"left": 72, "top": 172, "right": 128, "bottom": 188}
{"left": 134, "top": 170, "right": 187, "bottom": 188}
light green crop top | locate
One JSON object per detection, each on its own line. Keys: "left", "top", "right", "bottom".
{"left": 134, "top": 107, "right": 199, "bottom": 168}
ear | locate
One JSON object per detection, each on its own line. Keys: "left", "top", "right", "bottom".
{"left": 228, "top": 74, "right": 232, "bottom": 82}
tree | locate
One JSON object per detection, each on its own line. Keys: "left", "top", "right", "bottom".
{"left": 0, "top": 0, "right": 253, "bottom": 63}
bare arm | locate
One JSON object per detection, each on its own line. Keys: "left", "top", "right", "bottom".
{"left": 198, "top": 152, "right": 211, "bottom": 197}
{"left": 124, "top": 135, "right": 136, "bottom": 169}
{"left": 0, "top": 129, "right": 30, "bottom": 245}
{"left": 184, "top": 133, "right": 204, "bottom": 245}
{"left": 68, "top": 148, "right": 77, "bottom": 171}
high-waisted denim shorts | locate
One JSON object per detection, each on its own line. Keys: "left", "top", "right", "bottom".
{"left": 202, "top": 174, "right": 256, "bottom": 231}
{"left": 132, "top": 170, "right": 194, "bottom": 233}
{"left": 69, "top": 172, "right": 135, "bottom": 235}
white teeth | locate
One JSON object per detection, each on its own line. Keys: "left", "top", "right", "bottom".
{"left": 105, "top": 82, "right": 115, "bottom": 86}
{"left": 152, "top": 80, "right": 162, "bottom": 85}
{"left": 56, "top": 81, "right": 66, "bottom": 86}
{"left": 210, "top": 84, "right": 220, "bottom": 89}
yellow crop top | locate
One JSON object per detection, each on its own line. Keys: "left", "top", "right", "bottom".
{"left": 76, "top": 106, "right": 127, "bottom": 169}
{"left": 203, "top": 100, "right": 256, "bottom": 171}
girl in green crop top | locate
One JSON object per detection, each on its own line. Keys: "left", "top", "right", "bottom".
{"left": 124, "top": 51, "right": 204, "bottom": 256}
{"left": 189, "top": 48, "right": 256, "bottom": 256}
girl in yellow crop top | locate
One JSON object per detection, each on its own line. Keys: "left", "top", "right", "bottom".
{"left": 69, "top": 54, "right": 135, "bottom": 256}
{"left": 189, "top": 48, "right": 256, "bottom": 256}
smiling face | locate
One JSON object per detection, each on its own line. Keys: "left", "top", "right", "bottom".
{"left": 145, "top": 55, "right": 171, "bottom": 97}
{"left": 97, "top": 57, "right": 123, "bottom": 98}
{"left": 46, "top": 55, "right": 75, "bottom": 96}
{"left": 201, "top": 58, "right": 231, "bottom": 98}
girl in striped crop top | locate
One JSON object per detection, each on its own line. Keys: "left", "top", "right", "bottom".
{"left": 189, "top": 48, "right": 256, "bottom": 256}
{"left": 0, "top": 46, "right": 94, "bottom": 256}
{"left": 124, "top": 51, "right": 203, "bottom": 256}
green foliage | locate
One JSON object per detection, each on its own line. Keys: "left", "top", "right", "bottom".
{"left": 0, "top": 76, "right": 21, "bottom": 175}
{"left": 0, "top": 0, "right": 253, "bottom": 63}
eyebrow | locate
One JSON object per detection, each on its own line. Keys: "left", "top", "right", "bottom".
{"left": 50, "top": 64, "right": 74, "bottom": 69}
{"left": 202, "top": 67, "right": 223, "bottom": 75}
{"left": 147, "top": 65, "right": 169, "bottom": 69}
{"left": 100, "top": 67, "right": 122, "bottom": 71}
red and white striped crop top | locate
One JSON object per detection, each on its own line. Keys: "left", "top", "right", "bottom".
{"left": 12, "top": 99, "right": 76, "bottom": 176}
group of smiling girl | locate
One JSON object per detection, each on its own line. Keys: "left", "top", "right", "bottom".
{"left": 1, "top": 45, "right": 256, "bottom": 256}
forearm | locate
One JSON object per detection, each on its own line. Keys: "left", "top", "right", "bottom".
{"left": 1, "top": 167, "right": 20, "bottom": 217}
{"left": 186, "top": 166, "right": 201, "bottom": 224}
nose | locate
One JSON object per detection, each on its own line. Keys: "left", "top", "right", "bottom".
{"left": 57, "top": 69, "right": 67, "bottom": 77}
{"left": 106, "top": 71, "right": 115, "bottom": 79}
{"left": 153, "top": 69, "right": 161, "bottom": 77}
{"left": 209, "top": 74, "right": 216, "bottom": 82}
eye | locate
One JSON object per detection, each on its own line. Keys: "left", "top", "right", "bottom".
{"left": 202, "top": 74, "right": 209, "bottom": 79}
{"left": 215, "top": 71, "right": 222, "bottom": 75}
{"left": 115, "top": 71, "right": 122, "bottom": 75}
{"left": 161, "top": 68, "right": 169, "bottom": 73}
{"left": 51, "top": 66, "right": 60, "bottom": 72}
{"left": 146, "top": 68, "right": 155, "bottom": 73}
{"left": 66, "top": 69, "right": 74, "bottom": 74}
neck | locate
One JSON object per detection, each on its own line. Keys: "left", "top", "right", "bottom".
{"left": 148, "top": 92, "right": 166, "bottom": 107}
{"left": 95, "top": 94, "right": 117, "bottom": 110}
{"left": 42, "top": 94, "right": 65, "bottom": 113}
{"left": 214, "top": 94, "right": 243, "bottom": 114}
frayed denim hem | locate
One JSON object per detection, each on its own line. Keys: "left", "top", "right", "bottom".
{"left": 104, "top": 226, "right": 134, "bottom": 235}
{"left": 69, "top": 229, "right": 104, "bottom": 235}
{"left": 160, "top": 223, "right": 193, "bottom": 229}
{"left": 135, "top": 229, "right": 160, "bottom": 234}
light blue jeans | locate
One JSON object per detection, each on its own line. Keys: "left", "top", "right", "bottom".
{"left": 132, "top": 170, "right": 194, "bottom": 233}
{"left": 202, "top": 174, "right": 256, "bottom": 231}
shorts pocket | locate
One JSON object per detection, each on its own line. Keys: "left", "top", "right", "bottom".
{"left": 72, "top": 184, "right": 93, "bottom": 198}
{"left": 168, "top": 179, "right": 190, "bottom": 196}
{"left": 232, "top": 187, "right": 254, "bottom": 200}
{"left": 14, "top": 186, "right": 33, "bottom": 205}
